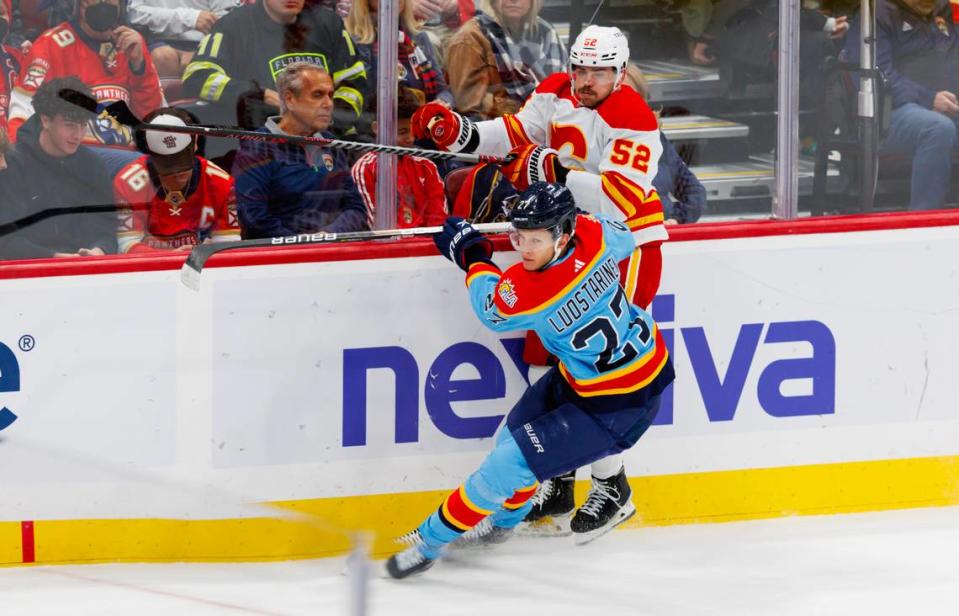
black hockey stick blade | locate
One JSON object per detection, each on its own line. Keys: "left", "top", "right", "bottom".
{"left": 57, "top": 88, "right": 99, "bottom": 114}
{"left": 179, "top": 223, "right": 512, "bottom": 291}
{"left": 100, "top": 98, "right": 144, "bottom": 127}
{"left": 57, "top": 88, "right": 143, "bottom": 126}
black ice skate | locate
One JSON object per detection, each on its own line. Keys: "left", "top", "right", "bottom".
{"left": 570, "top": 467, "right": 636, "bottom": 545}
{"left": 386, "top": 545, "right": 435, "bottom": 579}
{"left": 518, "top": 470, "right": 575, "bottom": 536}
{"left": 386, "top": 530, "right": 435, "bottom": 579}
{"left": 452, "top": 517, "right": 514, "bottom": 549}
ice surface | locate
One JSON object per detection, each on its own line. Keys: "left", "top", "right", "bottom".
{"left": 2, "top": 506, "right": 957, "bottom": 616}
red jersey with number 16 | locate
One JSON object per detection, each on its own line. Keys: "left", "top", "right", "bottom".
{"left": 114, "top": 156, "right": 240, "bottom": 253}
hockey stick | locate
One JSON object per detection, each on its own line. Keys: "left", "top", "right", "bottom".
{"left": 59, "top": 90, "right": 513, "bottom": 166}
{"left": 0, "top": 204, "right": 117, "bottom": 238}
{"left": 179, "top": 222, "right": 512, "bottom": 290}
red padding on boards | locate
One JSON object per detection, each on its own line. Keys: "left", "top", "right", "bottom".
{"left": 4, "top": 210, "right": 959, "bottom": 281}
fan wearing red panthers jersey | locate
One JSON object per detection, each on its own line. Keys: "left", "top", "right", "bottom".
{"left": 0, "top": 0, "right": 22, "bottom": 137}
{"left": 8, "top": 0, "right": 164, "bottom": 147}
{"left": 114, "top": 108, "right": 240, "bottom": 254}
{"left": 413, "top": 25, "right": 666, "bottom": 541}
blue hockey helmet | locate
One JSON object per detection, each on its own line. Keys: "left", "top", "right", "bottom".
{"left": 508, "top": 182, "right": 577, "bottom": 239}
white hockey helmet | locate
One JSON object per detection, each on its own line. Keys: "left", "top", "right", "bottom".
{"left": 568, "top": 25, "right": 630, "bottom": 89}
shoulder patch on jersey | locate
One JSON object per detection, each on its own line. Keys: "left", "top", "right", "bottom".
{"left": 595, "top": 86, "right": 658, "bottom": 132}
{"left": 494, "top": 215, "right": 607, "bottom": 316}
{"left": 497, "top": 278, "right": 519, "bottom": 308}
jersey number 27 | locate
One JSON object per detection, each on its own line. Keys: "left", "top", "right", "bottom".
{"left": 572, "top": 286, "right": 651, "bottom": 373}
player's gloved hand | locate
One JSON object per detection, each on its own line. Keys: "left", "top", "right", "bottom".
{"left": 433, "top": 217, "right": 493, "bottom": 272}
{"left": 411, "top": 102, "right": 479, "bottom": 153}
{"left": 500, "top": 143, "right": 568, "bottom": 191}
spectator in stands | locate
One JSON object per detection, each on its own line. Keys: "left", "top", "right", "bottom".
{"left": 848, "top": 0, "right": 958, "bottom": 211}
{"left": 318, "top": 0, "right": 474, "bottom": 67}
{"left": 7, "top": 0, "right": 165, "bottom": 151}
{"left": 351, "top": 87, "right": 447, "bottom": 227}
{"left": 114, "top": 107, "right": 240, "bottom": 253}
{"left": 182, "top": 0, "right": 367, "bottom": 135}
{"left": 0, "top": 124, "right": 9, "bottom": 170}
{"left": 0, "top": 77, "right": 117, "bottom": 260}
{"left": 128, "top": 0, "right": 237, "bottom": 78}
{"left": 0, "top": 0, "right": 23, "bottom": 135}
{"left": 625, "top": 64, "right": 705, "bottom": 224}
{"left": 684, "top": 0, "right": 847, "bottom": 121}
{"left": 686, "top": 0, "right": 849, "bottom": 67}
{"left": 445, "top": 0, "right": 566, "bottom": 119}
{"left": 345, "top": 0, "right": 453, "bottom": 110}
{"left": 412, "top": 0, "right": 475, "bottom": 67}
{"left": 232, "top": 62, "right": 369, "bottom": 238}
{"left": 323, "top": 0, "right": 472, "bottom": 27}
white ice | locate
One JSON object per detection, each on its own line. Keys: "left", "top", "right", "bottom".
{"left": 2, "top": 506, "right": 957, "bottom": 616}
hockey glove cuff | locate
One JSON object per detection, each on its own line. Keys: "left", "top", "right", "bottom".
{"left": 411, "top": 102, "right": 479, "bottom": 153}
{"left": 500, "top": 144, "right": 568, "bottom": 192}
{"left": 433, "top": 217, "right": 494, "bottom": 272}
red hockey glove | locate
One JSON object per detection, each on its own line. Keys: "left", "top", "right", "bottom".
{"left": 411, "top": 102, "right": 478, "bottom": 153}
{"left": 500, "top": 143, "right": 568, "bottom": 192}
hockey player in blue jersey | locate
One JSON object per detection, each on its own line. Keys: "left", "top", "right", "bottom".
{"left": 386, "top": 182, "right": 674, "bottom": 579}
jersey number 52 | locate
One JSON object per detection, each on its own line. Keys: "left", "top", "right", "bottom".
{"left": 610, "top": 139, "right": 651, "bottom": 173}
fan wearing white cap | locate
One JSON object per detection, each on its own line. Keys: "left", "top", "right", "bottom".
{"left": 113, "top": 107, "right": 240, "bottom": 253}
{"left": 412, "top": 25, "right": 669, "bottom": 543}
{"left": 136, "top": 111, "right": 198, "bottom": 199}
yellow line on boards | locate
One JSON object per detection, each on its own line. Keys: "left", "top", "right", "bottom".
{"left": 1, "top": 455, "right": 957, "bottom": 566}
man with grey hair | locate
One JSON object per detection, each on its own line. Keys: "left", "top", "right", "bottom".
{"left": 182, "top": 0, "right": 366, "bottom": 134}
{"left": 232, "top": 62, "right": 370, "bottom": 238}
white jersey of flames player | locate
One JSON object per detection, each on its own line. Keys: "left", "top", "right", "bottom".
{"left": 475, "top": 26, "right": 667, "bottom": 247}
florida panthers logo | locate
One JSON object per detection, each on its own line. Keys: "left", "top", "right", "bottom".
{"left": 498, "top": 279, "right": 518, "bottom": 308}
{"left": 93, "top": 111, "right": 133, "bottom": 145}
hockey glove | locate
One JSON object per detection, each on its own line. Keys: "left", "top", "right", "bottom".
{"left": 433, "top": 217, "right": 494, "bottom": 272}
{"left": 411, "top": 102, "right": 479, "bottom": 153}
{"left": 500, "top": 143, "right": 568, "bottom": 192}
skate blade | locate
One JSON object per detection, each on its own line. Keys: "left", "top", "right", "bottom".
{"left": 515, "top": 514, "right": 572, "bottom": 537}
{"left": 383, "top": 556, "right": 436, "bottom": 580}
{"left": 573, "top": 503, "right": 637, "bottom": 546}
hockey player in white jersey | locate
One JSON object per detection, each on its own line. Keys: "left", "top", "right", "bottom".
{"left": 412, "top": 25, "right": 667, "bottom": 541}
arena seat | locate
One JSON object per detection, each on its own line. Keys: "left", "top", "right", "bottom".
{"left": 160, "top": 78, "right": 197, "bottom": 107}
{"left": 444, "top": 166, "right": 473, "bottom": 218}
{"left": 14, "top": 0, "right": 51, "bottom": 39}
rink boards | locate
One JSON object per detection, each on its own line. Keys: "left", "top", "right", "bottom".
{"left": 1, "top": 212, "right": 958, "bottom": 565}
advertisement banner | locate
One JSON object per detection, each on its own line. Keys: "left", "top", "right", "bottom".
{"left": 1, "top": 224, "right": 958, "bottom": 521}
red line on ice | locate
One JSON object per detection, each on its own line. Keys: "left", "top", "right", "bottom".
{"left": 21, "top": 520, "right": 35, "bottom": 563}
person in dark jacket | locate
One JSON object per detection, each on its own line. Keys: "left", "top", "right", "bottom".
{"left": 182, "top": 0, "right": 367, "bottom": 134}
{"left": 846, "top": 0, "right": 959, "bottom": 210}
{"left": 653, "top": 132, "right": 706, "bottom": 224}
{"left": 625, "top": 64, "right": 706, "bottom": 224}
{"left": 232, "top": 62, "right": 370, "bottom": 239}
{"left": 0, "top": 77, "right": 117, "bottom": 260}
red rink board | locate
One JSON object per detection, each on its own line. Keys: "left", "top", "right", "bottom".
{"left": 2, "top": 210, "right": 958, "bottom": 280}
